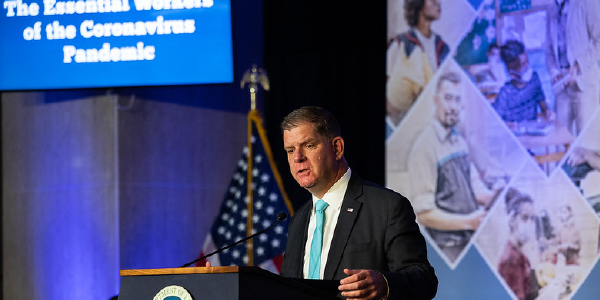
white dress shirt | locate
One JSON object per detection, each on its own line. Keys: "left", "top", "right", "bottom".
{"left": 414, "top": 29, "right": 438, "bottom": 71}
{"left": 302, "top": 168, "right": 352, "bottom": 279}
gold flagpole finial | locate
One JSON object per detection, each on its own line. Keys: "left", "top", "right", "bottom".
{"left": 241, "top": 64, "right": 270, "bottom": 111}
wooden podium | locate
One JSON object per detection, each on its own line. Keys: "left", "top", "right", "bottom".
{"left": 119, "top": 266, "right": 339, "bottom": 300}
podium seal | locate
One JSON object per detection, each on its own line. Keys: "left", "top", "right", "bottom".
{"left": 153, "top": 285, "right": 193, "bottom": 300}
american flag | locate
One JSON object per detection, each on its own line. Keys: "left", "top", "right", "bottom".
{"left": 196, "top": 117, "right": 292, "bottom": 273}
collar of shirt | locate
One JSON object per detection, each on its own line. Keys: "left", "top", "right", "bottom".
{"left": 556, "top": 0, "right": 569, "bottom": 12}
{"left": 433, "top": 120, "right": 459, "bottom": 144}
{"left": 414, "top": 27, "right": 434, "bottom": 43}
{"left": 414, "top": 28, "right": 438, "bottom": 70}
{"left": 311, "top": 168, "right": 352, "bottom": 210}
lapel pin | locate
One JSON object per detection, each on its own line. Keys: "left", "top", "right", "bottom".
{"left": 347, "top": 208, "right": 354, "bottom": 213}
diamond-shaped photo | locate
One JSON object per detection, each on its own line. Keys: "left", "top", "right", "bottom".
{"left": 386, "top": 59, "right": 531, "bottom": 268}
{"left": 455, "top": 1, "right": 600, "bottom": 175}
{"left": 386, "top": 0, "right": 476, "bottom": 132}
{"left": 560, "top": 109, "right": 600, "bottom": 219}
{"left": 475, "top": 159, "right": 600, "bottom": 300}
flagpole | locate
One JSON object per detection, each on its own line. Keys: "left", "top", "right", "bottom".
{"left": 241, "top": 64, "right": 270, "bottom": 266}
{"left": 246, "top": 110, "right": 254, "bottom": 266}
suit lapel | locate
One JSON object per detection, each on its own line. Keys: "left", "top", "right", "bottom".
{"left": 323, "top": 174, "right": 363, "bottom": 279}
{"left": 291, "top": 204, "right": 311, "bottom": 278}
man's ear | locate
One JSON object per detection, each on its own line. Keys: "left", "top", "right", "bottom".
{"left": 332, "top": 137, "right": 345, "bottom": 160}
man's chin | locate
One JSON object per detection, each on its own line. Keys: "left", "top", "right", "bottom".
{"left": 444, "top": 118, "right": 459, "bottom": 128}
{"left": 300, "top": 181, "right": 316, "bottom": 189}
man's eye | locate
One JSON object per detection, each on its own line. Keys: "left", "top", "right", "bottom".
{"left": 306, "top": 144, "right": 314, "bottom": 149}
{"left": 286, "top": 149, "right": 294, "bottom": 154}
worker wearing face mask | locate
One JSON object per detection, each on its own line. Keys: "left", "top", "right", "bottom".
{"left": 492, "top": 40, "right": 554, "bottom": 129}
{"left": 474, "top": 43, "right": 508, "bottom": 98}
{"left": 498, "top": 188, "right": 539, "bottom": 300}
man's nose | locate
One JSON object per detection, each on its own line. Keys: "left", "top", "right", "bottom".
{"left": 293, "top": 149, "right": 306, "bottom": 163}
{"left": 450, "top": 98, "right": 461, "bottom": 110}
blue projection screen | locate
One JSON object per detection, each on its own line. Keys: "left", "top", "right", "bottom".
{"left": 386, "top": 1, "right": 600, "bottom": 299}
{"left": 0, "top": 0, "right": 233, "bottom": 90}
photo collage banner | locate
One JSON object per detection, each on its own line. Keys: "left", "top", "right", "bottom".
{"left": 385, "top": 0, "right": 600, "bottom": 299}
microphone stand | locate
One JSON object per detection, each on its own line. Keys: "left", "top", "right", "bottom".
{"left": 179, "top": 212, "right": 287, "bottom": 268}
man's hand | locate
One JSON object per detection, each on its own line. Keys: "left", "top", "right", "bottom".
{"left": 543, "top": 110, "right": 555, "bottom": 123}
{"left": 464, "top": 209, "right": 487, "bottom": 230}
{"left": 565, "top": 147, "right": 593, "bottom": 166}
{"left": 568, "top": 62, "right": 580, "bottom": 83}
{"left": 483, "top": 169, "right": 507, "bottom": 191}
{"left": 338, "top": 269, "right": 388, "bottom": 300}
{"left": 551, "top": 73, "right": 564, "bottom": 84}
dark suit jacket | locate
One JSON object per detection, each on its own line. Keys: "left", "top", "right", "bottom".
{"left": 280, "top": 173, "right": 438, "bottom": 300}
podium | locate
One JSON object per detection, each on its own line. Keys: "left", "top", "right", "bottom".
{"left": 119, "top": 266, "right": 340, "bottom": 300}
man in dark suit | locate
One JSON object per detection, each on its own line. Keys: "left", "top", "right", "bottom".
{"left": 280, "top": 106, "right": 437, "bottom": 300}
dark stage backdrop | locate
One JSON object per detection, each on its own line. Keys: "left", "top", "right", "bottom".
{"left": 263, "top": 1, "right": 387, "bottom": 210}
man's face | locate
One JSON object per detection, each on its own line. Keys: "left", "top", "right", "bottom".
{"left": 506, "top": 53, "right": 530, "bottom": 76}
{"left": 283, "top": 122, "right": 341, "bottom": 196}
{"left": 421, "top": 0, "right": 441, "bottom": 21}
{"left": 559, "top": 206, "right": 573, "bottom": 224}
{"left": 488, "top": 47, "right": 501, "bottom": 63}
{"left": 434, "top": 80, "right": 462, "bottom": 128}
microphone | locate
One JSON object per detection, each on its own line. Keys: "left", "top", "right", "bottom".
{"left": 179, "top": 212, "right": 288, "bottom": 268}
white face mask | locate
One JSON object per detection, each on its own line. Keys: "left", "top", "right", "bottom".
{"left": 515, "top": 219, "right": 536, "bottom": 244}
{"left": 509, "top": 67, "right": 533, "bottom": 83}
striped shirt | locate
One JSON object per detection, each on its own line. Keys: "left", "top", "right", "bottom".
{"left": 493, "top": 72, "right": 545, "bottom": 122}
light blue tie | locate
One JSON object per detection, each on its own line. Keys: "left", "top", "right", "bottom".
{"left": 308, "top": 199, "right": 329, "bottom": 279}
